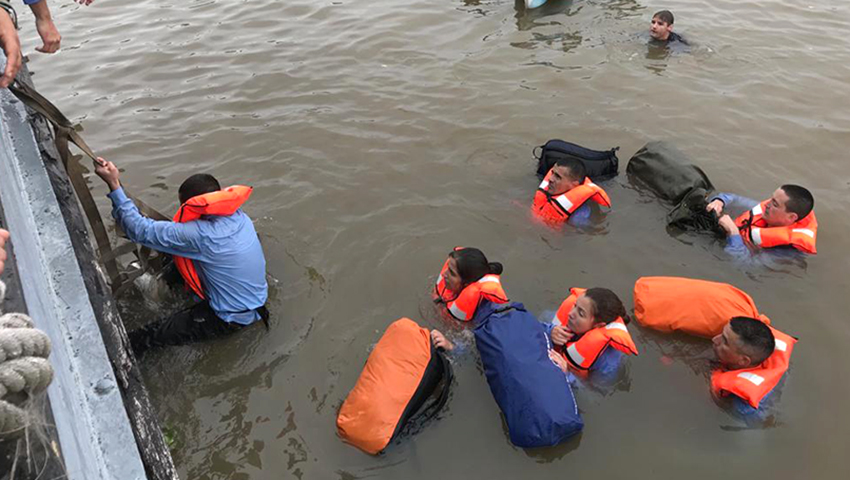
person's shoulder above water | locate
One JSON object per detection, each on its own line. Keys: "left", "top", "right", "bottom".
{"left": 666, "top": 31, "right": 688, "bottom": 46}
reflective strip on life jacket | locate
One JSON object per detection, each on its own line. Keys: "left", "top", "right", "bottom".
{"left": 710, "top": 327, "right": 797, "bottom": 409}
{"left": 532, "top": 169, "right": 611, "bottom": 225}
{"left": 434, "top": 249, "right": 508, "bottom": 322}
{"left": 735, "top": 200, "right": 817, "bottom": 254}
{"left": 172, "top": 185, "right": 253, "bottom": 299}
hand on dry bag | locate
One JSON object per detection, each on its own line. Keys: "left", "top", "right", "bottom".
{"left": 336, "top": 318, "right": 453, "bottom": 455}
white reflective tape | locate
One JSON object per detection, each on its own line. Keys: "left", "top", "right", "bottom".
{"left": 566, "top": 344, "right": 585, "bottom": 366}
{"left": 478, "top": 275, "right": 501, "bottom": 284}
{"left": 587, "top": 182, "right": 597, "bottom": 188}
{"left": 539, "top": 180, "right": 549, "bottom": 190}
{"left": 555, "top": 195, "right": 574, "bottom": 212}
{"left": 737, "top": 372, "right": 765, "bottom": 386}
{"left": 751, "top": 227, "right": 763, "bottom": 246}
{"left": 448, "top": 302, "right": 468, "bottom": 321}
{"left": 792, "top": 228, "right": 815, "bottom": 238}
{"left": 752, "top": 204, "right": 763, "bottom": 216}
{"left": 605, "top": 322, "right": 628, "bottom": 333}
{"left": 774, "top": 339, "right": 787, "bottom": 352}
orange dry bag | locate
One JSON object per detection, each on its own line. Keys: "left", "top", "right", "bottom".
{"left": 336, "top": 318, "right": 453, "bottom": 455}
{"left": 633, "top": 277, "right": 770, "bottom": 338}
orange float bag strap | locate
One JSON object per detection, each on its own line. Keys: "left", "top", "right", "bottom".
{"left": 710, "top": 328, "right": 797, "bottom": 409}
{"left": 337, "top": 318, "right": 452, "bottom": 455}
{"left": 633, "top": 276, "right": 766, "bottom": 338}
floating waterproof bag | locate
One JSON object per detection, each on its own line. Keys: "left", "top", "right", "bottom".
{"left": 474, "top": 302, "right": 583, "bottom": 448}
{"left": 633, "top": 277, "right": 770, "bottom": 338}
{"left": 534, "top": 139, "right": 620, "bottom": 180}
{"left": 626, "top": 141, "right": 714, "bottom": 204}
{"left": 337, "top": 318, "right": 453, "bottom": 455}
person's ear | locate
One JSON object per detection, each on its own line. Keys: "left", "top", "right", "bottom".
{"left": 738, "top": 354, "right": 752, "bottom": 369}
{"left": 788, "top": 212, "right": 799, "bottom": 223}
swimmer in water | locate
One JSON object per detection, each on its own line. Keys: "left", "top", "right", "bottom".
{"left": 431, "top": 247, "right": 508, "bottom": 349}
{"left": 93, "top": 158, "right": 269, "bottom": 354}
{"left": 546, "top": 288, "right": 638, "bottom": 384}
{"left": 649, "top": 10, "right": 688, "bottom": 46}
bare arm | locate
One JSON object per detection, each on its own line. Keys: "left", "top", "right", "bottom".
{"left": 28, "top": 0, "right": 60, "bottom": 54}
{"left": 0, "top": 9, "right": 21, "bottom": 87}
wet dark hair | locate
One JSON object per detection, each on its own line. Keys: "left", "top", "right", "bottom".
{"left": 584, "top": 288, "right": 629, "bottom": 324}
{"left": 555, "top": 157, "right": 587, "bottom": 184}
{"left": 449, "top": 247, "right": 503, "bottom": 286}
{"left": 653, "top": 10, "right": 674, "bottom": 25}
{"left": 729, "top": 317, "right": 775, "bottom": 366}
{"left": 780, "top": 184, "right": 814, "bottom": 219}
{"left": 179, "top": 174, "right": 221, "bottom": 205}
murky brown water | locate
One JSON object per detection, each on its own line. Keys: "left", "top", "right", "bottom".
{"left": 18, "top": 0, "right": 850, "bottom": 478}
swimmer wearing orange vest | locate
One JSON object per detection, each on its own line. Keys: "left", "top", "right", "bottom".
{"left": 93, "top": 158, "right": 269, "bottom": 354}
{"left": 633, "top": 276, "right": 796, "bottom": 419}
{"left": 547, "top": 288, "right": 638, "bottom": 382}
{"left": 433, "top": 247, "right": 508, "bottom": 323}
{"left": 431, "top": 247, "right": 508, "bottom": 350}
{"left": 706, "top": 185, "right": 817, "bottom": 259}
{"left": 532, "top": 157, "right": 611, "bottom": 227}
{"left": 711, "top": 317, "right": 796, "bottom": 418}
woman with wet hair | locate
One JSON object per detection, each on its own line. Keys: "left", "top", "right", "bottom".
{"left": 430, "top": 247, "right": 508, "bottom": 350}
{"left": 547, "top": 287, "right": 638, "bottom": 382}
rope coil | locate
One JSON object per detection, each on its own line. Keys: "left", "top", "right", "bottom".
{"left": 0, "top": 280, "right": 55, "bottom": 438}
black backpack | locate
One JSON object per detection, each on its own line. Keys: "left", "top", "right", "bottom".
{"left": 533, "top": 139, "right": 620, "bottom": 181}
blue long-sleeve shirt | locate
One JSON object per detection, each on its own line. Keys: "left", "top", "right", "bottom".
{"left": 568, "top": 204, "right": 591, "bottom": 226}
{"left": 108, "top": 187, "right": 268, "bottom": 325}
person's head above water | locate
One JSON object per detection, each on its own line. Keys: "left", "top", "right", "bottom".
{"left": 442, "top": 248, "right": 503, "bottom": 294}
{"left": 546, "top": 158, "right": 587, "bottom": 196}
{"left": 761, "top": 185, "right": 814, "bottom": 227}
{"left": 650, "top": 10, "right": 675, "bottom": 42}
{"left": 712, "top": 317, "right": 775, "bottom": 370}
{"left": 179, "top": 174, "right": 222, "bottom": 205}
{"left": 567, "top": 288, "right": 628, "bottom": 336}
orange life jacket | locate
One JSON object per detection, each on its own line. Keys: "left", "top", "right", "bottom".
{"left": 531, "top": 169, "right": 611, "bottom": 225}
{"left": 711, "top": 327, "right": 796, "bottom": 409}
{"left": 633, "top": 276, "right": 771, "bottom": 338}
{"left": 434, "top": 248, "right": 508, "bottom": 322}
{"left": 172, "top": 185, "right": 253, "bottom": 299}
{"left": 554, "top": 288, "right": 638, "bottom": 371}
{"left": 734, "top": 200, "right": 817, "bottom": 254}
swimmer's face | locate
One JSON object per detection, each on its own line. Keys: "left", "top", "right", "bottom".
{"left": 712, "top": 323, "right": 753, "bottom": 370}
{"left": 650, "top": 17, "right": 673, "bottom": 41}
{"left": 442, "top": 257, "right": 463, "bottom": 294}
{"left": 567, "top": 295, "right": 603, "bottom": 336}
{"left": 762, "top": 188, "right": 798, "bottom": 227}
{"left": 547, "top": 165, "right": 581, "bottom": 196}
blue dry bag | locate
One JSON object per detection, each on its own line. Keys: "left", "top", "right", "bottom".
{"left": 473, "top": 302, "right": 584, "bottom": 448}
